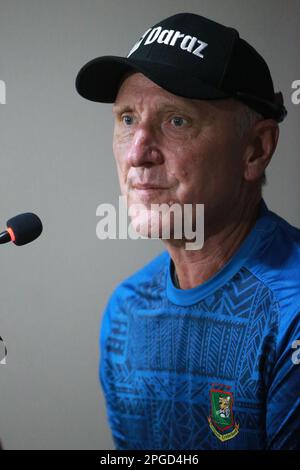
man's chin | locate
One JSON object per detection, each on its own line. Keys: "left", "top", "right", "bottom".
{"left": 129, "top": 214, "right": 162, "bottom": 239}
{"left": 128, "top": 212, "right": 180, "bottom": 240}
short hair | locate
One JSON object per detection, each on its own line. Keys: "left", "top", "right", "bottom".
{"left": 234, "top": 101, "right": 266, "bottom": 186}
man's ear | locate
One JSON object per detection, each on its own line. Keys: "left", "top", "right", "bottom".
{"left": 243, "top": 119, "right": 279, "bottom": 182}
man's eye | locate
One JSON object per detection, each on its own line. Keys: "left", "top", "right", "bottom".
{"left": 170, "top": 116, "right": 188, "bottom": 127}
{"left": 122, "top": 115, "right": 134, "bottom": 125}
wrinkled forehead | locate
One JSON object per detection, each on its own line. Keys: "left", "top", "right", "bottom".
{"left": 113, "top": 70, "right": 242, "bottom": 118}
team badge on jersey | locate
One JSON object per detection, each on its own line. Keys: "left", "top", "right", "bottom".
{"left": 208, "top": 386, "right": 239, "bottom": 442}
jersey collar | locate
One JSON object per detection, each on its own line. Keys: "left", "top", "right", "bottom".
{"left": 166, "top": 198, "right": 277, "bottom": 306}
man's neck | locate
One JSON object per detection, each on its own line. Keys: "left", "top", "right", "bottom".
{"left": 165, "top": 194, "right": 262, "bottom": 290}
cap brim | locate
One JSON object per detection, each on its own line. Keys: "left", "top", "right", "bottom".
{"left": 75, "top": 55, "right": 230, "bottom": 103}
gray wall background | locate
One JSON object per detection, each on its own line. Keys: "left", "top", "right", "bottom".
{"left": 0, "top": 0, "right": 299, "bottom": 449}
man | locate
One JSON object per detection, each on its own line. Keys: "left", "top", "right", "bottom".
{"left": 76, "top": 13, "right": 300, "bottom": 449}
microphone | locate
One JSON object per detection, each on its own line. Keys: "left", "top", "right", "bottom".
{"left": 0, "top": 212, "right": 43, "bottom": 246}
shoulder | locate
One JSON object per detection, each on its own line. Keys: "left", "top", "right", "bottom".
{"left": 104, "top": 250, "right": 169, "bottom": 311}
{"left": 247, "top": 209, "right": 300, "bottom": 331}
{"left": 249, "top": 210, "right": 300, "bottom": 286}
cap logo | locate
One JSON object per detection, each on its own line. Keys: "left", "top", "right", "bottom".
{"left": 127, "top": 26, "right": 208, "bottom": 59}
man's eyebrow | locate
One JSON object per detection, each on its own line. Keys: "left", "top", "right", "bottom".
{"left": 112, "top": 104, "right": 133, "bottom": 114}
{"left": 159, "top": 103, "right": 195, "bottom": 114}
{"left": 112, "top": 102, "right": 198, "bottom": 115}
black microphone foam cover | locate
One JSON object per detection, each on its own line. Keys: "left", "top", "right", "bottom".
{"left": 6, "top": 212, "right": 43, "bottom": 246}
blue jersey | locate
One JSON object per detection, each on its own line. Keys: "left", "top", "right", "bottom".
{"left": 99, "top": 198, "right": 300, "bottom": 450}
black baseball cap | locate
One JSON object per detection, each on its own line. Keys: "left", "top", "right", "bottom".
{"left": 75, "top": 12, "right": 287, "bottom": 122}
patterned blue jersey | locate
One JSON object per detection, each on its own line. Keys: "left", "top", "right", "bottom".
{"left": 99, "top": 198, "right": 300, "bottom": 450}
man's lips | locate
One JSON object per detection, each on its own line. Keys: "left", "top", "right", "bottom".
{"left": 132, "top": 184, "right": 169, "bottom": 190}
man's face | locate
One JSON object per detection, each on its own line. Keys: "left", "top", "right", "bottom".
{"left": 112, "top": 72, "right": 247, "bottom": 239}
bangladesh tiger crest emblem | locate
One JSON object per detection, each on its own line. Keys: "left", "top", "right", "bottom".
{"left": 208, "top": 386, "right": 239, "bottom": 442}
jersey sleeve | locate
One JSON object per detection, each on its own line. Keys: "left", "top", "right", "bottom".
{"left": 99, "top": 296, "right": 111, "bottom": 397}
{"left": 99, "top": 290, "right": 127, "bottom": 449}
{"left": 266, "top": 309, "right": 300, "bottom": 449}
{"left": 99, "top": 293, "right": 118, "bottom": 445}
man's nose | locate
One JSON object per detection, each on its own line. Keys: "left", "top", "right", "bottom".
{"left": 127, "top": 123, "right": 164, "bottom": 167}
